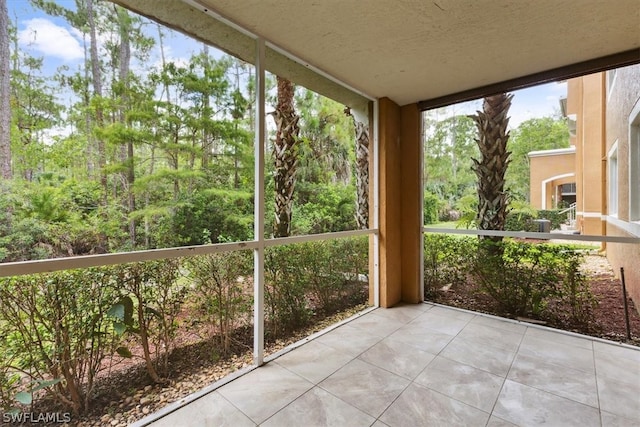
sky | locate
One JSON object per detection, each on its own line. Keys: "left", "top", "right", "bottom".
{"left": 8, "top": 0, "right": 567, "bottom": 129}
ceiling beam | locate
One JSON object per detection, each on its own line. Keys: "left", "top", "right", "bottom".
{"left": 418, "top": 49, "right": 640, "bottom": 111}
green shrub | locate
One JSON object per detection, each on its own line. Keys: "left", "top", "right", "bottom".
{"left": 0, "top": 268, "right": 118, "bottom": 414}
{"left": 111, "top": 260, "right": 185, "bottom": 382}
{"left": 264, "top": 237, "right": 368, "bottom": 338}
{"left": 505, "top": 210, "right": 538, "bottom": 232}
{"left": 423, "top": 235, "right": 476, "bottom": 298}
{"left": 423, "top": 191, "right": 440, "bottom": 225}
{"left": 265, "top": 245, "right": 313, "bottom": 338}
{"left": 186, "top": 251, "right": 253, "bottom": 355}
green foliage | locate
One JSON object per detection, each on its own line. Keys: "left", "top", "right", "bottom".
{"left": 186, "top": 251, "right": 253, "bottom": 354}
{"left": 293, "top": 183, "right": 356, "bottom": 234}
{"left": 264, "top": 237, "right": 368, "bottom": 338}
{"left": 171, "top": 189, "right": 253, "bottom": 246}
{"left": 423, "top": 113, "right": 478, "bottom": 210}
{"left": 423, "top": 235, "right": 477, "bottom": 298}
{"left": 0, "top": 268, "right": 118, "bottom": 414}
{"left": 507, "top": 117, "right": 569, "bottom": 201}
{"left": 423, "top": 191, "right": 441, "bottom": 225}
{"left": 112, "top": 260, "right": 186, "bottom": 380}
{"left": 473, "top": 241, "right": 594, "bottom": 320}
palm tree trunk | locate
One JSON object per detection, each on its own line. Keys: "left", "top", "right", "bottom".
{"left": 346, "top": 109, "right": 369, "bottom": 229}
{"left": 471, "top": 93, "right": 513, "bottom": 244}
{"left": 273, "top": 77, "right": 300, "bottom": 237}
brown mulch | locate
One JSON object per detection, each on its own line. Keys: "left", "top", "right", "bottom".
{"left": 431, "top": 253, "right": 640, "bottom": 347}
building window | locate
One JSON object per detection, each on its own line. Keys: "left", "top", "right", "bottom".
{"left": 608, "top": 142, "right": 618, "bottom": 216}
{"left": 630, "top": 105, "right": 640, "bottom": 221}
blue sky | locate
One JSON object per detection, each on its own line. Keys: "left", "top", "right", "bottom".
{"left": 8, "top": 0, "right": 566, "bottom": 129}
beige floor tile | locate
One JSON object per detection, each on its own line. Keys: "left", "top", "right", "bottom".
{"left": 348, "top": 312, "right": 406, "bottom": 337}
{"left": 524, "top": 326, "right": 593, "bottom": 350}
{"left": 594, "top": 351, "right": 640, "bottom": 387}
{"left": 372, "top": 305, "right": 425, "bottom": 323}
{"left": 261, "top": 387, "right": 375, "bottom": 427}
{"left": 358, "top": 336, "right": 436, "bottom": 379}
{"left": 469, "top": 315, "right": 528, "bottom": 334}
{"left": 440, "top": 336, "right": 517, "bottom": 376}
{"left": 388, "top": 323, "right": 455, "bottom": 355}
{"left": 319, "top": 359, "right": 409, "bottom": 418}
{"left": 379, "top": 383, "right": 489, "bottom": 427}
{"left": 508, "top": 353, "right": 598, "bottom": 407}
{"left": 597, "top": 375, "right": 640, "bottom": 422}
{"left": 600, "top": 410, "right": 640, "bottom": 427}
{"left": 593, "top": 341, "right": 640, "bottom": 363}
{"left": 409, "top": 311, "right": 471, "bottom": 335}
{"left": 415, "top": 356, "right": 504, "bottom": 412}
{"left": 217, "top": 363, "right": 312, "bottom": 424}
{"left": 275, "top": 340, "right": 354, "bottom": 384}
{"left": 518, "top": 334, "right": 595, "bottom": 373}
{"left": 457, "top": 322, "right": 524, "bottom": 352}
{"left": 493, "top": 380, "right": 600, "bottom": 427}
{"left": 150, "top": 392, "right": 255, "bottom": 427}
{"left": 315, "top": 324, "right": 382, "bottom": 356}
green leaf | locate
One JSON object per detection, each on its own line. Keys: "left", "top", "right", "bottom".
{"left": 31, "top": 378, "right": 62, "bottom": 393}
{"left": 107, "top": 303, "right": 125, "bottom": 321}
{"left": 15, "top": 392, "right": 32, "bottom": 405}
{"left": 113, "top": 321, "right": 126, "bottom": 335}
{"left": 116, "top": 346, "right": 133, "bottom": 358}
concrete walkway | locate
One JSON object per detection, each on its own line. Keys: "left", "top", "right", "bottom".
{"left": 135, "top": 303, "right": 640, "bottom": 426}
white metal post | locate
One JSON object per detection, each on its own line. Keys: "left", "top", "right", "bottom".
{"left": 253, "top": 38, "right": 266, "bottom": 366}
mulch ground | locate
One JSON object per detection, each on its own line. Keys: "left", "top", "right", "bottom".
{"left": 431, "top": 253, "right": 640, "bottom": 346}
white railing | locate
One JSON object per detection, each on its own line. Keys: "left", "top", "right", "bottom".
{"left": 559, "top": 202, "right": 577, "bottom": 229}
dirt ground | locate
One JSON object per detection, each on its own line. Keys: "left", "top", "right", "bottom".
{"left": 431, "top": 253, "right": 640, "bottom": 346}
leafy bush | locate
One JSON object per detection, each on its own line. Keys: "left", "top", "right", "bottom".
{"left": 505, "top": 210, "right": 538, "bottom": 232}
{"left": 473, "top": 241, "right": 595, "bottom": 321}
{"left": 423, "top": 235, "right": 476, "bottom": 298}
{"left": 171, "top": 189, "right": 253, "bottom": 246}
{"left": 111, "top": 260, "right": 185, "bottom": 382}
{"left": 293, "top": 183, "right": 356, "bottom": 234}
{"left": 0, "top": 268, "right": 118, "bottom": 414}
{"left": 264, "top": 237, "right": 368, "bottom": 338}
{"left": 423, "top": 191, "right": 440, "bottom": 225}
{"left": 186, "top": 251, "right": 253, "bottom": 355}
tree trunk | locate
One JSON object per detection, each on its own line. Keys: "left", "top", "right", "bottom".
{"left": 470, "top": 93, "right": 513, "bottom": 245}
{"left": 0, "top": 0, "right": 11, "bottom": 180}
{"left": 117, "top": 7, "right": 136, "bottom": 247}
{"left": 87, "top": 0, "right": 107, "bottom": 205}
{"left": 346, "top": 108, "right": 369, "bottom": 229}
{"left": 272, "top": 77, "right": 300, "bottom": 237}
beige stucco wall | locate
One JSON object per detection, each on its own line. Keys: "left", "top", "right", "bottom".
{"left": 567, "top": 74, "right": 606, "bottom": 236}
{"left": 604, "top": 64, "right": 640, "bottom": 313}
{"left": 529, "top": 151, "right": 575, "bottom": 209}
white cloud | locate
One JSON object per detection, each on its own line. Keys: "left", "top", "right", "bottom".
{"left": 18, "top": 18, "right": 84, "bottom": 61}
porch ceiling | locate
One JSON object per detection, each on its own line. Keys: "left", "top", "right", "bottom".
{"left": 117, "top": 0, "right": 639, "bottom": 107}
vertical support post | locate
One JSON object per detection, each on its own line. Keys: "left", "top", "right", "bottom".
{"left": 253, "top": 38, "right": 265, "bottom": 366}
{"left": 372, "top": 100, "right": 380, "bottom": 307}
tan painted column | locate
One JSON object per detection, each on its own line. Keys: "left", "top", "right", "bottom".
{"left": 378, "top": 98, "right": 422, "bottom": 307}
{"left": 400, "top": 103, "right": 423, "bottom": 303}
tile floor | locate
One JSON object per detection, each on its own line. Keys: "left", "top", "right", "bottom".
{"left": 137, "top": 303, "right": 640, "bottom": 427}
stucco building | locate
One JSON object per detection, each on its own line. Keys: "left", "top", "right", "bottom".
{"left": 529, "top": 65, "right": 640, "bottom": 305}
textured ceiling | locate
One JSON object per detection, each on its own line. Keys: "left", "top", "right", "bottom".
{"left": 193, "top": 0, "right": 639, "bottom": 106}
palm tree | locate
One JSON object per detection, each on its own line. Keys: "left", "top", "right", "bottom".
{"left": 346, "top": 108, "right": 369, "bottom": 229}
{"left": 272, "top": 76, "right": 300, "bottom": 237}
{"left": 470, "top": 93, "right": 513, "bottom": 244}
